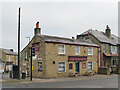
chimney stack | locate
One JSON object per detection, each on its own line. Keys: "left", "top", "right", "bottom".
{"left": 105, "top": 25, "right": 111, "bottom": 38}
{"left": 34, "top": 22, "right": 41, "bottom": 36}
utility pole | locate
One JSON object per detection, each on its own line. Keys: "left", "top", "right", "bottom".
{"left": 30, "top": 47, "right": 32, "bottom": 81}
{"left": 18, "top": 7, "right": 21, "bottom": 79}
{"left": 30, "top": 46, "right": 35, "bottom": 81}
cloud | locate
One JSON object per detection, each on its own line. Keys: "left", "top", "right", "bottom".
{"left": 1, "top": 2, "right": 118, "bottom": 51}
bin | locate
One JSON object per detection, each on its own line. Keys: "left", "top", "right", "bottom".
{"left": 22, "top": 72, "right": 26, "bottom": 79}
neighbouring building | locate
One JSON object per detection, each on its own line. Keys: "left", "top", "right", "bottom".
{"left": 21, "top": 22, "right": 100, "bottom": 78}
{"left": 118, "top": 40, "right": 120, "bottom": 73}
{"left": 0, "top": 48, "right": 18, "bottom": 73}
{"left": 77, "top": 25, "right": 119, "bottom": 73}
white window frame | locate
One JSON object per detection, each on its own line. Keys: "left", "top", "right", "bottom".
{"left": 88, "top": 47, "right": 93, "bottom": 55}
{"left": 111, "top": 46, "right": 117, "bottom": 54}
{"left": 58, "top": 62, "right": 66, "bottom": 72}
{"left": 88, "top": 62, "right": 93, "bottom": 70}
{"left": 15, "top": 56, "right": 17, "bottom": 64}
{"left": 58, "top": 44, "right": 65, "bottom": 54}
{"left": 9, "top": 56, "right": 11, "bottom": 61}
{"left": 75, "top": 46, "right": 80, "bottom": 55}
{"left": 103, "top": 45, "right": 106, "bottom": 53}
{"left": 25, "top": 50, "right": 27, "bottom": 60}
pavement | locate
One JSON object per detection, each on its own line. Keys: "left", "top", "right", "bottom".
{"left": 0, "top": 74, "right": 118, "bottom": 84}
{"left": 2, "top": 74, "right": 119, "bottom": 88}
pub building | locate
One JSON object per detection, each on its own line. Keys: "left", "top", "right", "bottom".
{"left": 21, "top": 22, "right": 100, "bottom": 78}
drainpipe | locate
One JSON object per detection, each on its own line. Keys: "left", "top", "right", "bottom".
{"left": 97, "top": 48, "right": 100, "bottom": 73}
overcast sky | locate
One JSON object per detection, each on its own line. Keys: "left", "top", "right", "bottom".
{"left": 0, "top": 0, "right": 118, "bottom": 52}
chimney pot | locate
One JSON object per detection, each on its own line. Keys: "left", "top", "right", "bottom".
{"left": 88, "top": 32, "right": 90, "bottom": 36}
{"left": 34, "top": 21, "right": 41, "bottom": 36}
{"left": 72, "top": 37, "right": 74, "bottom": 39}
{"left": 36, "top": 22, "right": 39, "bottom": 28}
{"left": 10, "top": 49, "right": 13, "bottom": 52}
{"left": 106, "top": 25, "right": 110, "bottom": 30}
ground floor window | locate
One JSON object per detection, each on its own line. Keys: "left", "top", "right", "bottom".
{"left": 38, "top": 62, "right": 42, "bottom": 71}
{"left": 69, "top": 63, "right": 73, "bottom": 69}
{"left": 59, "top": 62, "right": 65, "bottom": 72}
{"left": 111, "top": 58, "right": 117, "bottom": 66}
{"left": 88, "top": 62, "right": 92, "bottom": 70}
{"left": 6, "top": 65, "right": 12, "bottom": 71}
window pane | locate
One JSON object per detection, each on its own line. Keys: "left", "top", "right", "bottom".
{"left": 88, "top": 62, "right": 92, "bottom": 70}
{"left": 58, "top": 45, "right": 65, "bottom": 54}
{"left": 75, "top": 46, "right": 80, "bottom": 55}
{"left": 59, "top": 62, "right": 65, "bottom": 72}
{"left": 88, "top": 48, "right": 93, "bottom": 55}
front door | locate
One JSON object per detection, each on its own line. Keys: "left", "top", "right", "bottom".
{"left": 75, "top": 62, "right": 79, "bottom": 73}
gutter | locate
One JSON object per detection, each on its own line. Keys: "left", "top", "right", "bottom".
{"left": 45, "top": 41, "right": 100, "bottom": 48}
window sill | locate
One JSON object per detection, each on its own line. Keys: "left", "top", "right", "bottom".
{"left": 75, "top": 54, "right": 80, "bottom": 55}
{"left": 88, "top": 55, "right": 93, "bottom": 56}
{"left": 58, "top": 72, "right": 66, "bottom": 73}
{"left": 58, "top": 54, "right": 66, "bottom": 56}
{"left": 38, "top": 70, "right": 43, "bottom": 72}
{"left": 111, "top": 66, "right": 117, "bottom": 68}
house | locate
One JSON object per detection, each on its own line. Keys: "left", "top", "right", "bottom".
{"left": 21, "top": 22, "right": 100, "bottom": 78}
{"left": 77, "top": 25, "right": 119, "bottom": 73}
{"left": 0, "top": 48, "right": 18, "bottom": 73}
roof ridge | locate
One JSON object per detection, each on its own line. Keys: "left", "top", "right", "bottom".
{"left": 39, "top": 34, "right": 75, "bottom": 41}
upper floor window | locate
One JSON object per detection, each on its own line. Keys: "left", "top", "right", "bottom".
{"left": 103, "top": 45, "right": 106, "bottom": 53}
{"left": 25, "top": 50, "right": 27, "bottom": 60}
{"left": 9, "top": 56, "right": 11, "bottom": 61}
{"left": 15, "top": 56, "right": 17, "bottom": 65}
{"left": 58, "top": 44, "right": 65, "bottom": 54}
{"left": 88, "top": 47, "right": 93, "bottom": 55}
{"left": 110, "top": 46, "right": 117, "bottom": 54}
{"left": 75, "top": 46, "right": 80, "bottom": 55}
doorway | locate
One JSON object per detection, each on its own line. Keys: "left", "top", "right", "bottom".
{"left": 75, "top": 62, "right": 79, "bottom": 73}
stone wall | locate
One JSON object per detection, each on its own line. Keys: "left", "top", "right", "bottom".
{"left": 98, "top": 67, "right": 110, "bottom": 75}
{"left": 44, "top": 43, "right": 100, "bottom": 78}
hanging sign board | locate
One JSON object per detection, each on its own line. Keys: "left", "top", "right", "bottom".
{"left": 83, "top": 63, "right": 86, "bottom": 69}
{"left": 32, "top": 42, "right": 40, "bottom": 51}
{"left": 33, "top": 55, "right": 37, "bottom": 60}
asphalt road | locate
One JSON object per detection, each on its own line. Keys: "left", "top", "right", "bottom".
{"left": 2, "top": 75, "right": 118, "bottom": 88}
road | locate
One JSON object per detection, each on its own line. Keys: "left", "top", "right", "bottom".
{"left": 2, "top": 75, "right": 118, "bottom": 88}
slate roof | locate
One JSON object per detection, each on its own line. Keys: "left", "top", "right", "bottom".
{"left": 38, "top": 35, "right": 99, "bottom": 47}
{"left": 0, "top": 48, "right": 17, "bottom": 55}
{"left": 77, "top": 29, "right": 120, "bottom": 45}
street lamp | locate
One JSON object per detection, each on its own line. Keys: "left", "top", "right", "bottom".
{"left": 26, "top": 36, "right": 30, "bottom": 78}
{"left": 26, "top": 37, "right": 30, "bottom": 43}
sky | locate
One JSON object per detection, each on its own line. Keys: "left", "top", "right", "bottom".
{"left": 0, "top": 0, "right": 119, "bottom": 52}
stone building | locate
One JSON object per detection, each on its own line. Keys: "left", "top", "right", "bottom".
{"left": 0, "top": 48, "right": 18, "bottom": 73}
{"left": 77, "top": 25, "right": 119, "bottom": 73}
{"left": 21, "top": 22, "right": 100, "bottom": 78}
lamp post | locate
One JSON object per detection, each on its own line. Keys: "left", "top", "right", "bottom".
{"left": 26, "top": 37, "right": 30, "bottom": 43}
